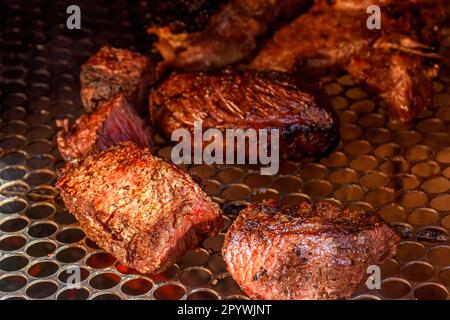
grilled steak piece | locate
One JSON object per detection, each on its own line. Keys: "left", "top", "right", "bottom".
{"left": 223, "top": 200, "right": 400, "bottom": 300}
{"left": 56, "top": 142, "right": 222, "bottom": 274}
{"left": 149, "top": 69, "right": 339, "bottom": 160}
{"left": 148, "top": 0, "right": 310, "bottom": 71}
{"left": 56, "top": 95, "right": 153, "bottom": 161}
{"left": 80, "top": 46, "right": 157, "bottom": 113}
{"left": 250, "top": 1, "right": 445, "bottom": 122}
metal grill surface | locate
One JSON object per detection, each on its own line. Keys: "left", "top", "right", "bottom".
{"left": 0, "top": 0, "right": 450, "bottom": 300}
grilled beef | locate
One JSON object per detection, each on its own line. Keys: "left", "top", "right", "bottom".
{"left": 149, "top": 69, "right": 339, "bottom": 160}
{"left": 148, "top": 0, "right": 310, "bottom": 71}
{"left": 223, "top": 200, "right": 400, "bottom": 300}
{"left": 250, "top": 1, "right": 445, "bottom": 122}
{"left": 56, "top": 95, "right": 153, "bottom": 161}
{"left": 80, "top": 46, "right": 157, "bottom": 113}
{"left": 56, "top": 142, "right": 222, "bottom": 274}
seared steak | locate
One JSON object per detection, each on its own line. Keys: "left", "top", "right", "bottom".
{"left": 56, "top": 142, "right": 223, "bottom": 274}
{"left": 250, "top": 1, "right": 445, "bottom": 122}
{"left": 149, "top": 69, "right": 339, "bottom": 160}
{"left": 223, "top": 200, "right": 400, "bottom": 300}
{"left": 56, "top": 95, "right": 153, "bottom": 160}
{"left": 80, "top": 46, "right": 157, "bottom": 113}
{"left": 148, "top": 0, "right": 310, "bottom": 71}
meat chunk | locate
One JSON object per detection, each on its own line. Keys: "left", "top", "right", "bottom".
{"left": 56, "top": 142, "right": 223, "bottom": 274}
{"left": 80, "top": 46, "right": 156, "bottom": 113}
{"left": 148, "top": 0, "right": 310, "bottom": 71}
{"left": 56, "top": 95, "right": 153, "bottom": 160}
{"left": 149, "top": 69, "right": 339, "bottom": 160}
{"left": 250, "top": 1, "right": 445, "bottom": 122}
{"left": 223, "top": 200, "right": 400, "bottom": 300}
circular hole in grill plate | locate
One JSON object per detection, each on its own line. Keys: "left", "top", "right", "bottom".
{"left": 86, "top": 252, "right": 116, "bottom": 269}
{"left": 0, "top": 198, "right": 27, "bottom": 214}
{"left": 378, "top": 205, "right": 406, "bottom": 223}
{"left": 91, "top": 293, "right": 121, "bottom": 300}
{"left": 24, "top": 170, "right": 54, "bottom": 185}
{"left": 56, "top": 228, "right": 86, "bottom": 244}
{"left": 399, "top": 191, "right": 428, "bottom": 208}
{"left": 26, "top": 281, "right": 58, "bottom": 299}
{"left": 153, "top": 283, "right": 185, "bottom": 300}
{"left": 0, "top": 181, "right": 29, "bottom": 197}
{"left": 187, "top": 289, "right": 219, "bottom": 300}
{"left": 55, "top": 246, "right": 86, "bottom": 263}
{"left": 416, "top": 227, "right": 448, "bottom": 243}
{"left": 400, "top": 262, "right": 435, "bottom": 282}
{"left": 89, "top": 273, "right": 121, "bottom": 290}
{"left": 221, "top": 184, "right": 250, "bottom": 201}
{"left": 0, "top": 255, "right": 28, "bottom": 271}
{"left": 413, "top": 283, "right": 449, "bottom": 300}
{"left": 0, "top": 235, "right": 26, "bottom": 251}
{"left": 438, "top": 268, "right": 450, "bottom": 286}
{"left": 121, "top": 278, "right": 153, "bottom": 296}
{"left": 28, "top": 222, "right": 57, "bottom": 238}
{"left": 243, "top": 173, "right": 272, "bottom": 188}
{"left": 27, "top": 154, "right": 54, "bottom": 169}
{"left": 25, "top": 202, "right": 55, "bottom": 219}
{"left": 251, "top": 188, "right": 279, "bottom": 202}
{"left": 0, "top": 166, "right": 27, "bottom": 180}
{"left": 0, "top": 150, "right": 26, "bottom": 165}
{"left": 427, "top": 246, "right": 450, "bottom": 265}
{"left": 380, "top": 259, "right": 399, "bottom": 277}
{"left": 379, "top": 278, "right": 411, "bottom": 299}
{"left": 222, "top": 201, "right": 249, "bottom": 216}
{"left": 408, "top": 208, "right": 439, "bottom": 226}
{"left": 53, "top": 210, "right": 77, "bottom": 225}
{"left": 0, "top": 217, "right": 28, "bottom": 232}
{"left": 189, "top": 164, "right": 215, "bottom": 179}
{"left": 28, "top": 261, "right": 59, "bottom": 278}
{"left": 180, "top": 268, "right": 212, "bottom": 287}
{"left": 421, "top": 177, "right": 450, "bottom": 194}
{"left": 430, "top": 195, "right": 450, "bottom": 211}
{"left": 279, "top": 193, "right": 311, "bottom": 206}
{"left": 405, "top": 145, "right": 433, "bottom": 162}
{"left": 216, "top": 167, "right": 244, "bottom": 184}
{"left": 359, "top": 171, "right": 388, "bottom": 188}
{"left": 57, "top": 288, "right": 90, "bottom": 300}
{"left": 302, "top": 180, "right": 333, "bottom": 197}
{"left": 352, "top": 294, "right": 381, "bottom": 300}
{"left": 270, "top": 176, "right": 302, "bottom": 193}
{"left": 179, "top": 248, "right": 209, "bottom": 267}
{"left": 333, "top": 185, "right": 364, "bottom": 202}
{"left": 396, "top": 242, "right": 426, "bottom": 261}
{"left": 149, "top": 265, "right": 179, "bottom": 282}
{"left": 27, "top": 186, "right": 57, "bottom": 202}
{"left": 202, "top": 180, "right": 221, "bottom": 196}
{"left": 0, "top": 275, "right": 27, "bottom": 292}
{"left": 58, "top": 267, "right": 90, "bottom": 284}
{"left": 26, "top": 240, "right": 57, "bottom": 257}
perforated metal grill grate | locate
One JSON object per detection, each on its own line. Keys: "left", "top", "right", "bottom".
{"left": 1, "top": 0, "right": 450, "bottom": 300}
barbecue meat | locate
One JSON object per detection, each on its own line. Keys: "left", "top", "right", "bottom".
{"left": 149, "top": 69, "right": 339, "bottom": 160}
{"left": 250, "top": 1, "right": 445, "bottom": 122}
{"left": 223, "top": 200, "right": 400, "bottom": 300}
{"left": 56, "top": 142, "right": 222, "bottom": 274}
{"left": 148, "top": 0, "right": 310, "bottom": 71}
{"left": 80, "top": 46, "right": 157, "bottom": 113}
{"left": 56, "top": 95, "right": 153, "bottom": 161}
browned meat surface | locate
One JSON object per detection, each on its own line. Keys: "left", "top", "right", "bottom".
{"left": 149, "top": 0, "right": 226, "bottom": 34}
{"left": 80, "top": 46, "right": 157, "bottom": 113}
{"left": 56, "top": 95, "right": 153, "bottom": 161}
{"left": 223, "top": 200, "right": 400, "bottom": 300}
{"left": 148, "top": 0, "right": 310, "bottom": 71}
{"left": 56, "top": 142, "right": 222, "bottom": 274}
{"left": 250, "top": 1, "right": 446, "bottom": 122}
{"left": 149, "top": 69, "right": 339, "bottom": 160}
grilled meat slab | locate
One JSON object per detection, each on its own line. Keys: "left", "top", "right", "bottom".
{"left": 223, "top": 200, "right": 400, "bottom": 300}
{"left": 80, "top": 46, "right": 156, "bottom": 113}
{"left": 56, "top": 95, "right": 153, "bottom": 161}
{"left": 250, "top": 1, "right": 445, "bottom": 122}
{"left": 149, "top": 69, "right": 339, "bottom": 160}
{"left": 148, "top": 0, "right": 310, "bottom": 71}
{"left": 56, "top": 142, "right": 222, "bottom": 274}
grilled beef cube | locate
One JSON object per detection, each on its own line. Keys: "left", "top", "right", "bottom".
{"left": 250, "top": 1, "right": 445, "bottom": 122}
{"left": 223, "top": 200, "right": 400, "bottom": 300}
{"left": 80, "top": 46, "right": 156, "bottom": 113}
{"left": 148, "top": 0, "right": 310, "bottom": 71}
{"left": 56, "top": 142, "right": 223, "bottom": 274}
{"left": 56, "top": 95, "right": 153, "bottom": 161}
{"left": 149, "top": 69, "right": 339, "bottom": 160}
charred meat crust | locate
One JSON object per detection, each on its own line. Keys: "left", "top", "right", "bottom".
{"left": 56, "top": 142, "right": 222, "bottom": 274}
{"left": 148, "top": 0, "right": 311, "bottom": 71}
{"left": 149, "top": 69, "right": 339, "bottom": 160}
{"left": 223, "top": 200, "right": 400, "bottom": 300}
{"left": 80, "top": 46, "right": 157, "bottom": 113}
{"left": 56, "top": 95, "right": 154, "bottom": 161}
